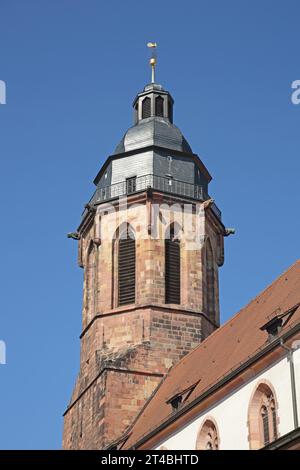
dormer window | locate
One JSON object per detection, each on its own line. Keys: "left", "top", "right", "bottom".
{"left": 166, "top": 381, "right": 199, "bottom": 412}
{"left": 169, "top": 395, "right": 182, "bottom": 411}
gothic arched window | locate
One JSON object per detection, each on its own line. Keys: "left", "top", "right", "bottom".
{"left": 259, "top": 395, "right": 278, "bottom": 446}
{"left": 205, "top": 239, "right": 215, "bottom": 317}
{"left": 196, "top": 419, "right": 219, "bottom": 450}
{"left": 155, "top": 96, "right": 164, "bottom": 117}
{"left": 118, "top": 226, "right": 136, "bottom": 306}
{"left": 248, "top": 382, "right": 279, "bottom": 449}
{"left": 165, "top": 224, "right": 180, "bottom": 304}
{"left": 142, "top": 97, "right": 151, "bottom": 119}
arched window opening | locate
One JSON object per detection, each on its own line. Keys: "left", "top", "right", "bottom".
{"left": 205, "top": 239, "right": 215, "bottom": 317}
{"left": 248, "top": 382, "right": 279, "bottom": 449}
{"left": 165, "top": 224, "right": 180, "bottom": 304}
{"left": 155, "top": 96, "right": 164, "bottom": 117}
{"left": 196, "top": 419, "right": 219, "bottom": 450}
{"left": 142, "top": 97, "right": 151, "bottom": 119}
{"left": 118, "top": 226, "right": 136, "bottom": 306}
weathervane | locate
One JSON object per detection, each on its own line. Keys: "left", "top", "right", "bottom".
{"left": 147, "top": 42, "right": 157, "bottom": 84}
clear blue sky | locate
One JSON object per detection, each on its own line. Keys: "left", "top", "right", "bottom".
{"left": 0, "top": 0, "right": 299, "bottom": 449}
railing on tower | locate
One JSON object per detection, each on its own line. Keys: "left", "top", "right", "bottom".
{"left": 86, "top": 174, "right": 222, "bottom": 220}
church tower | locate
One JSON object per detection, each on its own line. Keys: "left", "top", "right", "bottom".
{"left": 63, "top": 49, "right": 227, "bottom": 450}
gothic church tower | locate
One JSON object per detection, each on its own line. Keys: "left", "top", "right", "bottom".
{"left": 63, "top": 62, "right": 227, "bottom": 449}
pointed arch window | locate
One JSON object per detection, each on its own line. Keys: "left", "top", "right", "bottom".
{"left": 205, "top": 239, "right": 215, "bottom": 317}
{"left": 196, "top": 419, "right": 219, "bottom": 450}
{"left": 155, "top": 96, "right": 164, "bottom": 117}
{"left": 165, "top": 224, "right": 180, "bottom": 304}
{"left": 248, "top": 382, "right": 279, "bottom": 449}
{"left": 118, "top": 226, "right": 136, "bottom": 306}
{"left": 142, "top": 97, "right": 151, "bottom": 119}
{"left": 260, "top": 394, "right": 278, "bottom": 445}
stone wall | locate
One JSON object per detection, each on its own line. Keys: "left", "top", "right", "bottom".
{"left": 63, "top": 193, "right": 223, "bottom": 449}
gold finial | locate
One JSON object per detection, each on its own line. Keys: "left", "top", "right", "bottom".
{"left": 147, "top": 42, "right": 157, "bottom": 83}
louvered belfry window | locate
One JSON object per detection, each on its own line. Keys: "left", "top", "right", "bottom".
{"left": 142, "top": 97, "right": 151, "bottom": 119}
{"left": 118, "top": 228, "right": 136, "bottom": 306}
{"left": 165, "top": 226, "right": 180, "bottom": 304}
{"left": 155, "top": 96, "right": 164, "bottom": 117}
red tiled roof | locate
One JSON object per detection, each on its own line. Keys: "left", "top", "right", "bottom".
{"left": 124, "top": 260, "right": 300, "bottom": 448}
